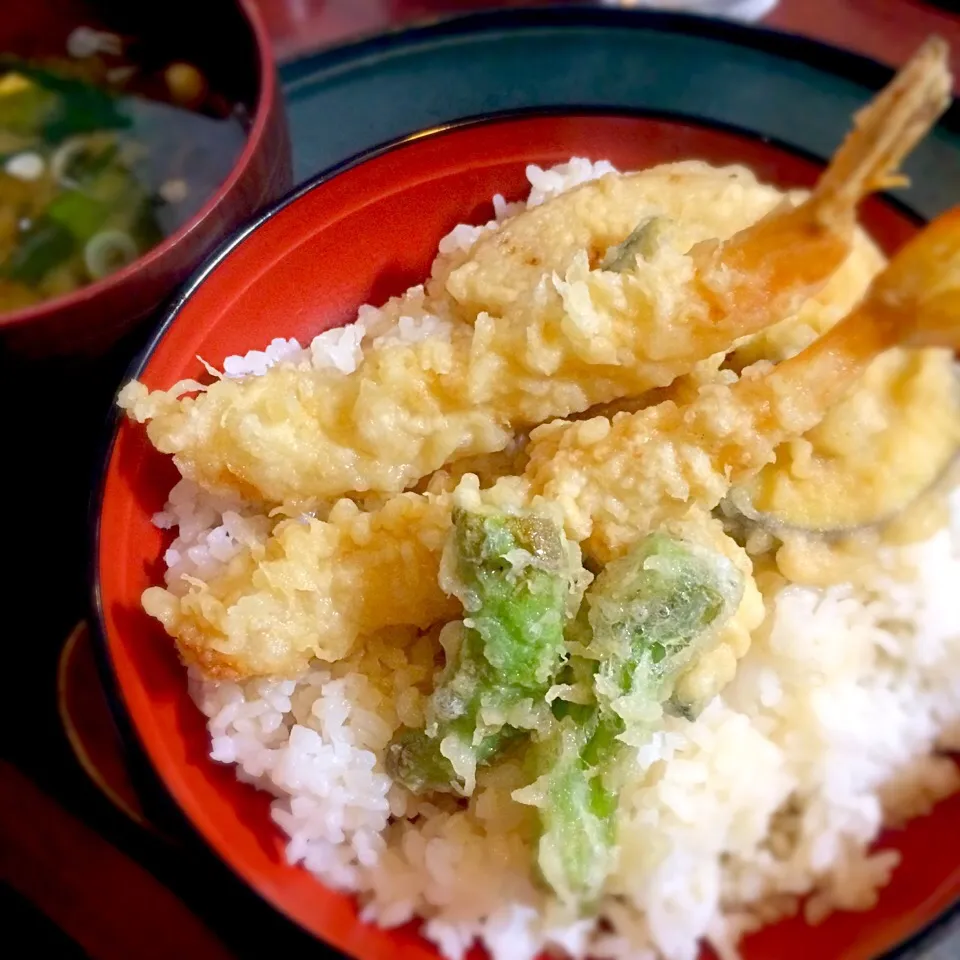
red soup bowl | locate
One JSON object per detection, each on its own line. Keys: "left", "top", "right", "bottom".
{"left": 0, "top": 0, "right": 291, "bottom": 359}
{"left": 92, "top": 112, "right": 960, "bottom": 960}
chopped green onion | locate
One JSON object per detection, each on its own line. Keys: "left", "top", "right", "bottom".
{"left": 2, "top": 220, "right": 75, "bottom": 285}
{"left": 46, "top": 191, "right": 108, "bottom": 240}
{"left": 83, "top": 229, "right": 138, "bottom": 280}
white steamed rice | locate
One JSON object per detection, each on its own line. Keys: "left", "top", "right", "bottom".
{"left": 151, "top": 159, "right": 960, "bottom": 960}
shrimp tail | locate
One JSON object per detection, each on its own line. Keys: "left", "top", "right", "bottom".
{"left": 864, "top": 204, "right": 960, "bottom": 352}
{"left": 909, "top": 288, "right": 960, "bottom": 352}
{"left": 749, "top": 204, "right": 960, "bottom": 422}
{"left": 696, "top": 38, "right": 951, "bottom": 333}
{"left": 811, "top": 36, "right": 952, "bottom": 227}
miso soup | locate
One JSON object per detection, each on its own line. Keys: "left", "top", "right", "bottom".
{"left": 0, "top": 38, "right": 246, "bottom": 311}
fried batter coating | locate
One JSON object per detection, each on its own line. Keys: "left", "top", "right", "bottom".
{"left": 119, "top": 38, "right": 949, "bottom": 507}
{"left": 141, "top": 198, "right": 960, "bottom": 681}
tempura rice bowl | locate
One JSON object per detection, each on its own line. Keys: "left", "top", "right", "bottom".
{"left": 93, "top": 113, "right": 960, "bottom": 960}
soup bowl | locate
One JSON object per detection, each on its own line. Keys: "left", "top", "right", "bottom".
{"left": 0, "top": 0, "right": 291, "bottom": 359}
{"left": 93, "top": 111, "right": 960, "bottom": 960}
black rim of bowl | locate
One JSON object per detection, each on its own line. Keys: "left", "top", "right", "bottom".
{"left": 89, "top": 9, "right": 960, "bottom": 957}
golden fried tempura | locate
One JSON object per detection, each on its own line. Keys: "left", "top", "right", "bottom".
{"left": 143, "top": 493, "right": 458, "bottom": 678}
{"left": 141, "top": 204, "right": 960, "bottom": 681}
{"left": 120, "top": 39, "right": 950, "bottom": 507}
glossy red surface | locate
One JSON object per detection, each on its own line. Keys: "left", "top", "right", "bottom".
{"left": 96, "top": 114, "right": 959, "bottom": 959}
{"left": 0, "top": 0, "right": 292, "bottom": 358}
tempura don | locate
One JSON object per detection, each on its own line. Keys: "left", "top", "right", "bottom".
{"left": 120, "top": 37, "right": 960, "bottom": 923}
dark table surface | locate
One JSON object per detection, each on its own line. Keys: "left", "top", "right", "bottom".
{"left": 2, "top": 2, "right": 959, "bottom": 958}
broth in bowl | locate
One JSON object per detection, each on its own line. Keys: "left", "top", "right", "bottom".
{"left": 0, "top": 36, "right": 246, "bottom": 311}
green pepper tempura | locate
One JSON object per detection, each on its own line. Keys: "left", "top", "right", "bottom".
{"left": 516, "top": 533, "right": 744, "bottom": 909}
{"left": 584, "top": 533, "right": 744, "bottom": 730}
{"left": 386, "top": 507, "right": 589, "bottom": 796}
{"left": 389, "top": 520, "right": 744, "bottom": 909}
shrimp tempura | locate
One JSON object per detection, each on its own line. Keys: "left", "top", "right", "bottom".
{"left": 141, "top": 204, "right": 960, "bottom": 680}
{"left": 120, "top": 38, "right": 951, "bottom": 506}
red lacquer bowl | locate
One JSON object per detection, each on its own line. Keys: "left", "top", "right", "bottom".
{"left": 0, "top": 0, "right": 292, "bottom": 359}
{"left": 92, "top": 112, "right": 960, "bottom": 960}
